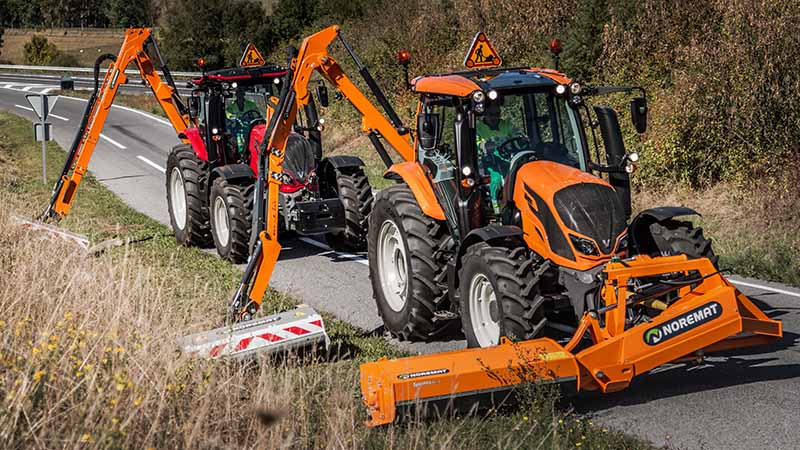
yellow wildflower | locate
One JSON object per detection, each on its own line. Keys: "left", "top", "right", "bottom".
{"left": 80, "top": 433, "right": 92, "bottom": 443}
{"left": 33, "top": 370, "right": 46, "bottom": 382}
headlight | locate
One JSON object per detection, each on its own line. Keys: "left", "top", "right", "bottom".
{"left": 474, "top": 102, "right": 485, "bottom": 113}
{"left": 472, "top": 91, "right": 485, "bottom": 103}
{"left": 569, "top": 82, "right": 582, "bottom": 95}
{"left": 569, "top": 234, "right": 599, "bottom": 256}
{"left": 487, "top": 90, "right": 498, "bottom": 100}
{"left": 616, "top": 234, "right": 629, "bottom": 252}
{"left": 555, "top": 84, "right": 567, "bottom": 95}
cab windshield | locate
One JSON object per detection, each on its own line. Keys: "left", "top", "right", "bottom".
{"left": 225, "top": 88, "right": 270, "bottom": 154}
{"left": 476, "top": 90, "right": 585, "bottom": 204}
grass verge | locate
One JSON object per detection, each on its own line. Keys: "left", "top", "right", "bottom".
{"left": 0, "top": 111, "right": 652, "bottom": 449}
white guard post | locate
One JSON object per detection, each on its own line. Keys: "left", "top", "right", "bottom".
{"left": 178, "top": 304, "right": 330, "bottom": 359}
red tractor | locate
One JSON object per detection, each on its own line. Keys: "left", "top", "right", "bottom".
{"left": 165, "top": 63, "right": 373, "bottom": 262}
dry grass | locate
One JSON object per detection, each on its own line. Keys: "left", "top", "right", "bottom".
{"left": 635, "top": 181, "right": 800, "bottom": 285}
{"left": 0, "top": 28, "right": 126, "bottom": 66}
{"left": 0, "top": 112, "right": 653, "bottom": 449}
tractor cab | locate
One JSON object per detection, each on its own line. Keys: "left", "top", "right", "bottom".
{"left": 410, "top": 66, "right": 646, "bottom": 251}
{"left": 186, "top": 64, "right": 288, "bottom": 170}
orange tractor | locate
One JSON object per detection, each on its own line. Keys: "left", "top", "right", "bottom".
{"left": 228, "top": 26, "right": 781, "bottom": 425}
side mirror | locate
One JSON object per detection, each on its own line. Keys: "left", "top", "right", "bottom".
{"left": 188, "top": 95, "right": 201, "bottom": 119}
{"left": 630, "top": 97, "right": 647, "bottom": 133}
{"left": 418, "top": 112, "right": 441, "bottom": 150}
{"left": 316, "top": 85, "right": 329, "bottom": 108}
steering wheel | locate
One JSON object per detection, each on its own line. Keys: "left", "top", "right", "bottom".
{"left": 494, "top": 136, "right": 529, "bottom": 161}
{"left": 237, "top": 109, "right": 262, "bottom": 125}
{"left": 507, "top": 150, "right": 538, "bottom": 175}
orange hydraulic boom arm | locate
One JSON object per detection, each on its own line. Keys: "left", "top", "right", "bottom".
{"left": 42, "top": 28, "right": 191, "bottom": 222}
{"left": 228, "top": 25, "right": 414, "bottom": 319}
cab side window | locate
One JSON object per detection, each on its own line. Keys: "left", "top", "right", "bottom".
{"left": 417, "top": 101, "right": 457, "bottom": 184}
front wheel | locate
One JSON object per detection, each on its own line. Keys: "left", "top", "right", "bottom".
{"left": 368, "top": 184, "right": 449, "bottom": 341}
{"left": 166, "top": 144, "right": 211, "bottom": 247}
{"left": 459, "top": 242, "right": 546, "bottom": 348}
{"left": 209, "top": 177, "right": 254, "bottom": 264}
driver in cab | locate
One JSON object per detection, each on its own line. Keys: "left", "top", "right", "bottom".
{"left": 226, "top": 89, "right": 261, "bottom": 154}
{"left": 476, "top": 99, "right": 526, "bottom": 212}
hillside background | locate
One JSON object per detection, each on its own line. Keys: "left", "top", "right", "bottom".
{"left": 1, "top": 0, "right": 798, "bottom": 283}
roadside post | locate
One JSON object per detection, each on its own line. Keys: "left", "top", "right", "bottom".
{"left": 25, "top": 94, "right": 58, "bottom": 183}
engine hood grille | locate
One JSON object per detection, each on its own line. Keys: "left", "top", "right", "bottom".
{"left": 553, "top": 183, "right": 626, "bottom": 253}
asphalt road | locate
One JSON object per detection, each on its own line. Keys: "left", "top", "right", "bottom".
{"left": 2, "top": 83, "right": 798, "bottom": 450}
{"left": 0, "top": 72, "right": 194, "bottom": 96}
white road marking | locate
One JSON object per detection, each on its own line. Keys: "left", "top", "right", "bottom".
{"left": 41, "top": 88, "right": 56, "bottom": 94}
{"left": 731, "top": 279, "right": 800, "bottom": 299}
{"left": 59, "top": 95, "right": 172, "bottom": 127}
{"left": 298, "top": 237, "right": 369, "bottom": 266}
{"left": 136, "top": 155, "right": 166, "bottom": 173}
{"left": 15, "top": 103, "right": 69, "bottom": 121}
{"left": 48, "top": 113, "right": 69, "bottom": 121}
{"left": 99, "top": 133, "right": 127, "bottom": 149}
{"left": 21, "top": 86, "right": 33, "bottom": 91}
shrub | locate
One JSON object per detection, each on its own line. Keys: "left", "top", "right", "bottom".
{"left": 23, "top": 35, "right": 59, "bottom": 65}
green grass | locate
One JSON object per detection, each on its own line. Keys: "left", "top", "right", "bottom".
{"left": 0, "top": 110, "right": 657, "bottom": 448}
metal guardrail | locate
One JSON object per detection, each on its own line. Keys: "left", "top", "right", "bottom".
{"left": 0, "top": 64, "right": 200, "bottom": 78}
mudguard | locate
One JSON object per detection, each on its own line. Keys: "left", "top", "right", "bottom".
{"left": 384, "top": 161, "right": 445, "bottom": 220}
{"left": 321, "top": 155, "right": 365, "bottom": 169}
{"left": 629, "top": 206, "right": 700, "bottom": 255}
{"left": 180, "top": 129, "right": 208, "bottom": 161}
{"left": 211, "top": 164, "right": 255, "bottom": 184}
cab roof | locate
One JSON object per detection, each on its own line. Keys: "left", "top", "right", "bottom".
{"left": 411, "top": 67, "right": 572, "bottom": 97}
{"left": 190, "top": 64, "right": 287, "bottom": 88}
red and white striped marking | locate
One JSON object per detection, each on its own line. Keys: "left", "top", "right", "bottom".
{"left": 180, "top": 306, "right": 329, "bottom": 359}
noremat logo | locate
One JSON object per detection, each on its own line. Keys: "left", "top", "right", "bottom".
{"left": 397, "top": 368, "right": 449, "bottom": 380}
{"left": 643, "top": 302, "right": 722, "bottom": 346}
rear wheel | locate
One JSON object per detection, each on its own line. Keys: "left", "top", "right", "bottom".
{"left": 650, "top": 219, "right": 719, "bottom": 267}
{"left": 459, "top": 242, "right": 546, "bottom": 348}
{"left": 209, "top": 177, "right": 254, "bottom": 263}
{"left": 166, "top": 144, "right": 211, "bottom": 247}
{"left": 368, "top": 184, "right": 450, "bottom": 341}
{"left": 326, "top": 167, "right": 373, "bottom": 252}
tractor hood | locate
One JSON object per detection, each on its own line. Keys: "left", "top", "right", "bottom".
{"left": 512, "top": 161, "right": 627, "bottom": 269}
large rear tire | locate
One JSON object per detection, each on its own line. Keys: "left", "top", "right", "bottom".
{"left": 368, "top": 184, "right": 450, "bottom": 341}
{"left": 650, "top": 219, "right": 719, "bottom": 267}
{"left": 325, "top": 167, "right": 373, "bottom": 252}
{"left": 209, "top": 177, "right": 254, "bottom": 264}
{"left": 459, "top": 242, "right": 546, "bottom": 348}
{"left": 166, "top": 144, "right": 211, "bottom": 247}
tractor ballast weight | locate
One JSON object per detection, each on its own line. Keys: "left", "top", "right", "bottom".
{"left": 361, "top": 255, "right": 782, "bottom": 426}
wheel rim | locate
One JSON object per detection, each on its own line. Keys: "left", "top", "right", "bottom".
{"left": 377, "top": 219, "right": 408, "bottom": 312}
{"left": 169, "top": 167, "right": 187, "bottom": 231}
{"left": 213, "top": 196, "right": 230, "bottom": 247}
{"left": 468, "top": 273, "right": 500, "bottom": 347}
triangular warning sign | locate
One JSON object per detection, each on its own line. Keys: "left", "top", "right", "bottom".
{"left": 464, "top": 32, "right": 502, "bottom": 69}
{"left": 239, "top": 43, "right": 266, "bottom": 67}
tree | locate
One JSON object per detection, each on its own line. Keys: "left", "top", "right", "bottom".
{"left": 24, "top": 35, "right": 59, "bottom": 66}
{"left": 0, "top": 27, "right": 4, "bottom": 60}
{"left": 108, "top": 0, "right": 153, "bottom": 27}
{"left": 161, "top": 0, "right": 269, "bottom": 70}
{"left": 562, "top": 0, "right": 609, "bottom": 81}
